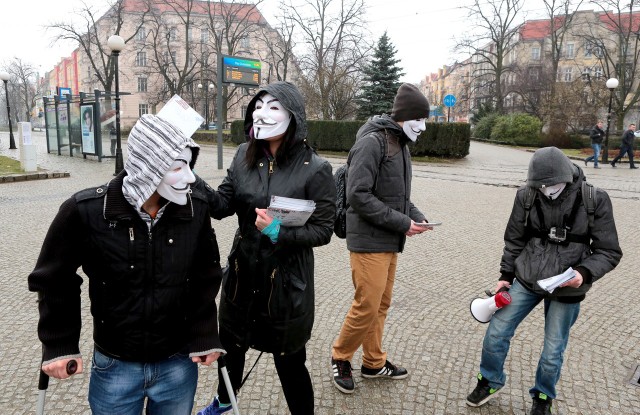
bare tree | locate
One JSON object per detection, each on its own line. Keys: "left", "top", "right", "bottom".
{"left": 575, "top": 1, "right": 640, "bottom": 129}
{"left": 456, "top": 0, "right": 524, "bottom": 114}
{"left": 537, "top": 0, "right": 584, "bottom": 130}
{"left": 203, "top": 0, "right": 266, "bottom": 124}
{"left": 141, "top": 0, "right": 203, "bottom": 108}
{"left": 287, "top": 0, "right": 369, "bottom": 120}
{"left": 258, "top": 4, "right": 297, "bottom": 83}
{"left": 47, "top": 0, "right": 149, "bottom": 100}
{"left": 3, "top": 58, "right": 42, "bottom": 123}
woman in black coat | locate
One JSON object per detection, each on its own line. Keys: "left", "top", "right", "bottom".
{"left": 197, "top": 81, "right": 336, "bottom": 415}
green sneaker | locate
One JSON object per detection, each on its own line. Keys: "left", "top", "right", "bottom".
{"left": 530, "top": 393, "right": 553, "bottom": 415}
{"left": 466, "top": 373, "right": 501, "bottom": 407}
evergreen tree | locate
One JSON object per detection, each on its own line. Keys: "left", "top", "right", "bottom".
{"left": 357, "top": 32, "right": 404, "bottom": 120}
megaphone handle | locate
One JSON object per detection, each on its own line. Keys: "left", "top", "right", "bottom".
{"left": 497, "top": 286, "right": 509, "bottom": 293}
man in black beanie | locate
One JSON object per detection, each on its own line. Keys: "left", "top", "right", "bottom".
{"left": 466, "top": 147, "right": 622, "bottom": 415}
{"left": 331, "top": 83, "right": 435, "bottom": 394}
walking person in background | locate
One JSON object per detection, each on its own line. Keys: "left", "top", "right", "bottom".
{"left": 466, "top": 147, "right": 622, "bottom": 415}
{"left": 330, "top": 83, "right": 433, "bottom": 395}
{"left": 610, "top": 123, "right": 638, "bottom": 168}
{"left": 195, "top": 81, "right": 336, "bottom": 415}
{"left": 584, "top": 120, "right": 604, "bottom": 168}
{"left": 28, "top": 113, "right": 225, "bottom": 414}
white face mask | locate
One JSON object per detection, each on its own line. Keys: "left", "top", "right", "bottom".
{"left": 402, "top": 118, "right": 426, "bottom": 142}
{"left": 157, "top": 147, "right": 195, "bottom": 205}
{"left": 252, "top": 93, "right": 292, "bottom": 140}
{"left": 539, "top": 183, "right": 566, "bottom": 200}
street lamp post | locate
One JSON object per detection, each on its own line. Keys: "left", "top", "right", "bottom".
{"left": 602, "top": 77, "right": 619, "bottom": 164}
{"left": 197, "top": 82, "right": 214, "bottom": 129}
{"left": 107, "top": 35, "right": 125, "bottom": 175}
{"left": 0, "top": 71, "right": 17, "bottom": 149}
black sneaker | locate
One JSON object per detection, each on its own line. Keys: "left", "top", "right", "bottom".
{"left": 611, "top": 162, "right": 617, "bottom": 168}
{"left": 530, "top": 393, "right": 553, "bottom": 415}
{"left": 466, "top": 373, "right": 501, "bottom": 407}
{"left": 584, "top": 159, "right": 588, "bottom": 166}
{"left": 331, "top": 357, "right": 354, "bottom": 394}
{"left": 361, "top": 360, "right": 408, "bottom": 379}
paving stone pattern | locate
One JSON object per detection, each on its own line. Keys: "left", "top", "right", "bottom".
{"left": 1, "top": 132, "right": 638, "bottom": 414}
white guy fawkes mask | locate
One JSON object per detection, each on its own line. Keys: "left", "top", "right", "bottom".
{"left": 157, "top": 147, "right": 196, "bottom": 205}
{"left": 252, "top": 93, "right": 292, "bottom": 140}
{"left": 402, "top": 118, "right": 426, "bottom": 142}
{"left": 539, "top": 183, "right": 566, "bottom": 200}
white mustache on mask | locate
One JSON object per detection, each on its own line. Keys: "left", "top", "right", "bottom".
{"left": 539, "top": 183, "right": 566, "bottom": 200}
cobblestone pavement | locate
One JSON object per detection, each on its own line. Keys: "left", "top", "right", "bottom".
{"left": 1, "top": 132, "right": 638, "bottom": 415}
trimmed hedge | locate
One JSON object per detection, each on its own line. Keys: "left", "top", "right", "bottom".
{"left": 229, "top": 119, "right": 470, "bottom": 158}
{"left": 491, "top": 114, "right": 542, "bottom": 146}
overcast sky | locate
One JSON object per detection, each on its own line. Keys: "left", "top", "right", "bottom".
{"left": 0, "top": 0, "right": 581, "bottom": 83}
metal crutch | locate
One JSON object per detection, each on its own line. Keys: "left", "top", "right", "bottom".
{"left": 36, "top": 360, "right": 77, "bottom": 415}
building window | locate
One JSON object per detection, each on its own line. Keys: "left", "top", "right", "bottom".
{"left": 529, "top": 66, "right": 540, "bottom": 81}
{"left": 169, "top": 27, "right": 177, "bottom": 41}
{"left": 565, "top": 43, "right": 574, "bottom": 58}
{"left": 136, "top": 27, "right": 146, "bottom": 41}
{"left": 139, "top": 103, "right": 149, "bottom": 117}
{"left": 241, "top": 104, "right": 248, "bottom": 119}
{"left": 531, "top": 46, "right": 540, "bottom": 60}
{"left": 582, "top": 67, "right": 592, "bottom": 81}
{"left": 594, "top": 66, "right": 603, "bottom": 79}
{"left": 137, "top": 77, "right": 147, "bottom": 92}
{"left": 584, "top": 41, "right": 592, "bottom": 57}
{"left": 240, "top": 35, "right": 250, "bottom": 49}
{"left": 564, "top": 67, "right": 573, "bottom": 82}
{"left": 136, "top": 52, "right": 147, "bottom": 66}
{"left": 201, "top": 29, "right": 209, "bottom": 43}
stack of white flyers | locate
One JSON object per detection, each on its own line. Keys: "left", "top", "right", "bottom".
{"left": 537, "top": 267, "right": 576, "bottom": 293}
{"left": 267, "top": 195, "right": 316, "bottom": 227}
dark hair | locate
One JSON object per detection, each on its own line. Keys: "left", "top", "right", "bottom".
{"left": 83, "top": 108, "right": 92, "bottom": 120}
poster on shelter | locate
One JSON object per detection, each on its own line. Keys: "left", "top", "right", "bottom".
{"left": 81, "top": 104, "right": 96, "bottom": 154}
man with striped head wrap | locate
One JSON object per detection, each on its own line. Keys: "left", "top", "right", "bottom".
{"left": 28, "top": 111, "right": 225, "bottom": 414}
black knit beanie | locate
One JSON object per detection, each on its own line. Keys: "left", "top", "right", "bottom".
{"left": 391, "top": 83, "right": 430, "bottom": 122}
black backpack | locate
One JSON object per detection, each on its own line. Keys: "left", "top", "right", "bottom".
{"left": 334, "top": 134, "right": 387, "bottom": 239}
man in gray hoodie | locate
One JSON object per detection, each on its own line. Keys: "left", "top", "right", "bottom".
{"left": 466, "top": 147, "right": 622, "bottom": 415}
{"left": 331, "top": 83, "right": 433, "bottom": 394}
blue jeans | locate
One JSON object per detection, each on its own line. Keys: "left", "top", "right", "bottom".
{"left": 585, "top": 143, "right": 601, "bottom": 166}
{"left": 479, "top": 280, "right": 580, "bottom": 399}
{"left": 89, "top": 349, "right": 197, "bottom": 415}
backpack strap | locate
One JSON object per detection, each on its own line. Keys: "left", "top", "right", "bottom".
{"left": 523, "top": 186, "right": 537, "bottom": 228}
{"left": 581, "top": 181, "right": 596, "bottom": 229}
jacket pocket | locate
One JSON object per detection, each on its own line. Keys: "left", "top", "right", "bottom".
{"left": 267, "top": 266, "right": 307, "bottom": 320}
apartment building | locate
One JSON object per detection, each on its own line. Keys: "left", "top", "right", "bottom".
{"left": 421, "top": 9, "right": 640, "bottom": 127}
{"left": 45, "top": 0, "right": 301, "bottom": 128}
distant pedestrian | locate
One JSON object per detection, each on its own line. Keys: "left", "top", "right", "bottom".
{"left": 584, "top": 120, "right": 604, "bottom": 168}
{"left": 610, "top": 123, "right": 638, "bottom": 169}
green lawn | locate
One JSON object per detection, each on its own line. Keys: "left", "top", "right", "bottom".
{"left": 0, "top": 155, "right": 22, "bottom": 174}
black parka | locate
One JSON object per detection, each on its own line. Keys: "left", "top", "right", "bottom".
{"left": 500, "top": 165, "right": 622, "bottom": 301}
{"left": 201, "top": 82, "right": 336, "bottom": 354}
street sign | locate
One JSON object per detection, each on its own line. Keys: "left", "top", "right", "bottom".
{"left": 222, "top": 55, "right": 261, "bottom": 86}
{"left": 443, "top": 94, "right": 456, "bottom": 107}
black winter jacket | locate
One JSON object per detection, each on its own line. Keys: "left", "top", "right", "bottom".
{"left": 198, "top": 82, "right": 336, "bottom": 355}
{"left": 589, "top": 125, "right": 605, "bottom": 144}
{"left": 28, "top": 173, "right": 224, "bottom": 364}
{"left": 621, "top": 129, "right": 636, "bottom": 147}
{"left": 345, "top": 114, "right": 426, "bottom": 253}
{"left": 499, "top": 165, "right": 622, "bottom": 302}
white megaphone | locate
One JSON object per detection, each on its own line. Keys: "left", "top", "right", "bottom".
{"left": 470, "top": 289, "right": 512, "bottom": 323}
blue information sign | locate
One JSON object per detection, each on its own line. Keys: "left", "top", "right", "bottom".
{"left": 443, "top": 94, "right": 456, "bottom": 107}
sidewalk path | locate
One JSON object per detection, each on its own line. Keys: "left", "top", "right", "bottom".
{"left": 1, "top": 132, "right": 638, "bottom": 414}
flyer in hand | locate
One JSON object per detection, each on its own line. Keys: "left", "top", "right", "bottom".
{"left": 537, "top": 267, "right": 576, "bottom": 293}
{"left": 267, "top": 195, "right": 316, "bottom": 227}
